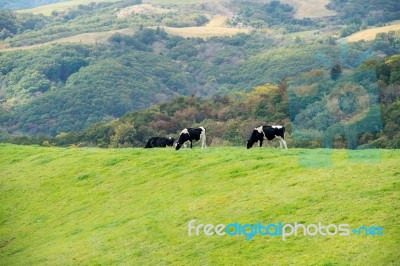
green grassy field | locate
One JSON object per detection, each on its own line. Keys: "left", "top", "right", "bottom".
{"left": 0, "top": 144, "right": 399, "bottom": 265}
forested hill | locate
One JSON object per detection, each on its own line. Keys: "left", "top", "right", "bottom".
{"left": 3, "top": 54, "right": 400, "bottom": 149}
{"left": 1, "top": 29, "right": 398, "bottom": 136}
{"left": 0, "top": 0, "right": 399, "bottom": 141}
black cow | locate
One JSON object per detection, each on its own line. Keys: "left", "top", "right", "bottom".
{"left": 175, "top": 127, "right": 207, "bottom": 150}
{"left": 144, "top": 137, "right": 175, "bottom": 148}
{"left": 247, "top": 125, "right": 287, "bottom": 149}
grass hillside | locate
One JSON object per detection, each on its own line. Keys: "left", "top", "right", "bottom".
{"left": 1, "top": 16, "right": 247, "bottom": 52}
{"left": 1, "top": 144, "right": 399, "bottom": 265}
{"left": 283, "top": 0, "right": 336, "bottom": 18}
{"left": 144, "top": 0, "right": 227, "bottom": 4}
{"left": 347, "top": 22, "right": 400, "bottom": 42}
{"left": 161, "top": 25, "right": 248, "bottom": 39}
{"left": 16, "top": 0, "right": 227, "bottom": 15}
{"left": 161, "top": 14, "right": 249, "bottom": 38}
{"left": 16, "top": 0, "right": 120, "bottom": 15}
{"left": 0, "top": 28, "right": 137, "bottom": 52}
{"left": 0, "top": 0, "right": 66, "bottom": 10}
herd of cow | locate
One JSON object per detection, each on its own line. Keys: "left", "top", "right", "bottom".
{"left": 144, "top": 125, "right": 288, "bottom": 150}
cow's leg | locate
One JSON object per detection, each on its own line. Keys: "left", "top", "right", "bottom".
{"left": 190, "top": 141, "right": 193, "bottom": 149}
{"left": 277, "top": 137, "right": 287, "bottom": 149}
{"left": 275, "top": 136, "right": 286, "bottom": 149}
{"left": 282, "top": 139, "right": 288, "bottom": 149}
{"left": 201, "top": 132, "right": 206, "bottom": 149}
{"left": 259, "top": 140, "right": 263, "bottom": 148}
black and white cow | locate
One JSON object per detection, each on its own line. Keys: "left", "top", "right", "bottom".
{"left": 144, "top": 137, "right": 175, "bottom": 148}
{"left": 175, "top": 127, "right": 207, "bottom": 150}
{"left": 247, "top": 125, "right": 287, "bottom": 149}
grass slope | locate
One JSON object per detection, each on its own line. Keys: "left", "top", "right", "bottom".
{"left": 0, "top": 28, "right": 137, "bottom": 52}
{"left": 16, "top": 0, "right": 120, "bottom": 15}
{"left": 0, "top": 144, "right": 399, "bottom": 265}
{"left": 0, "top": 15, "right": 245, "bottom": 51}
{"left": 283, "top": 0, "right": 336, "bottom": 18}
{"left": 347, "top": 22, "right": 400, "bottom": 42}
{"left": 144, "top": 0, "right": 227, "bottom": 5}
{"left": 161, "top": 25, "right": 248, "bottom": 39}
{"left": 17, "top": 0, "right": 227, "bottom": 14}
{"left": 117, "top": 3, "right": 173, "bottom": 18}
{"left": 0, "top": 0, "right": 66, "bottom": 10}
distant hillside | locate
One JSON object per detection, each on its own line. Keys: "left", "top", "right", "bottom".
{"left": 0, "top": 0, "right": 66, "bottom": 10}
{"left": 2, "top": 54, "right": 399, "bottom": 150}
{"left": 1, "top": 26, "right": 400, "bottom": 138}
{"left": 0, "top": 29, "right": 370, "bottom": 136}
{"left": 0, "top": 0, "right": 399, "bottom": 140}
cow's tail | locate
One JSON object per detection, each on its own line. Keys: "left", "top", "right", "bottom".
{"left": 282, "top": 126, "right": 286, "bottom": 139}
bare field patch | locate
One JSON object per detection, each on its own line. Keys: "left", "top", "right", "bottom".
{"left": 206, "top": 15, "right": 229, "bottom": 27}
{"left": 53, "top": 28, "right": 136, "bottom": 43}
{"left": 144, "top": 0, "right": 227, "bottom": 5}
{"left": 161, "top": 26, "right": 248, "bottom": 39}
{"left": 117, "top": 4, "right": 174, "bottom": 18}
{"left": 283, "top": 0, "right": 336, "bottom": 18}
{"left": 0, "top": 28, "right": 136, "bottom": 52}
{"left": 16, "top": 0, "right": 120, "bottom": 15}
{"left": 347, "top": 23, "right": 400, "bottom": 42}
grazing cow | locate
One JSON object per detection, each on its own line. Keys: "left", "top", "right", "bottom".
{"left": 247, "top": 125, "right": 287, "bottom": 149}
{"left": 175, "top": 127, "right": 207, "bottom": 150}
{"left": 144, "top": 137, "right": 175, "bottom": 148}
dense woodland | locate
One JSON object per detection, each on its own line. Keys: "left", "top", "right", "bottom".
{"left": 328, "top": 0, "right": 400, "bottom": 37}
{"left": 328, "top": 0, "right": 400, "bottom": 24}
{"left": 1, "top": 53, "right": 399, "bottom": 149}
{"left": 0, "top": 0, "right": 399, "bottom": 148}
{"left": 229, "top": 0, "right": 318, "bottom": 32}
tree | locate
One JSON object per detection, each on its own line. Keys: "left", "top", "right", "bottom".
{"left": 0, "top": 10, "right": 17, "bottom": 34}
{"left": 330, "top": 62, "right": 342, "bottom": 80}
{"left": 110, "top": 124, "right": 136, "bottom": 147}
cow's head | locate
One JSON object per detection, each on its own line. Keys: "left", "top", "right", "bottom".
{"left": 175, "top": 137, "right": 184, "bottom": 151}
{"left": 247, "top": 138, "right": 258, "bottom": 149}
{"left": 246, "top": 130, "right": 261, "bottom": 149}
{"left": 175, "top": 142, "right": 183, "bottom": 150}
{"left": 246, "top": 140, "right": 252, "bottom": 149}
